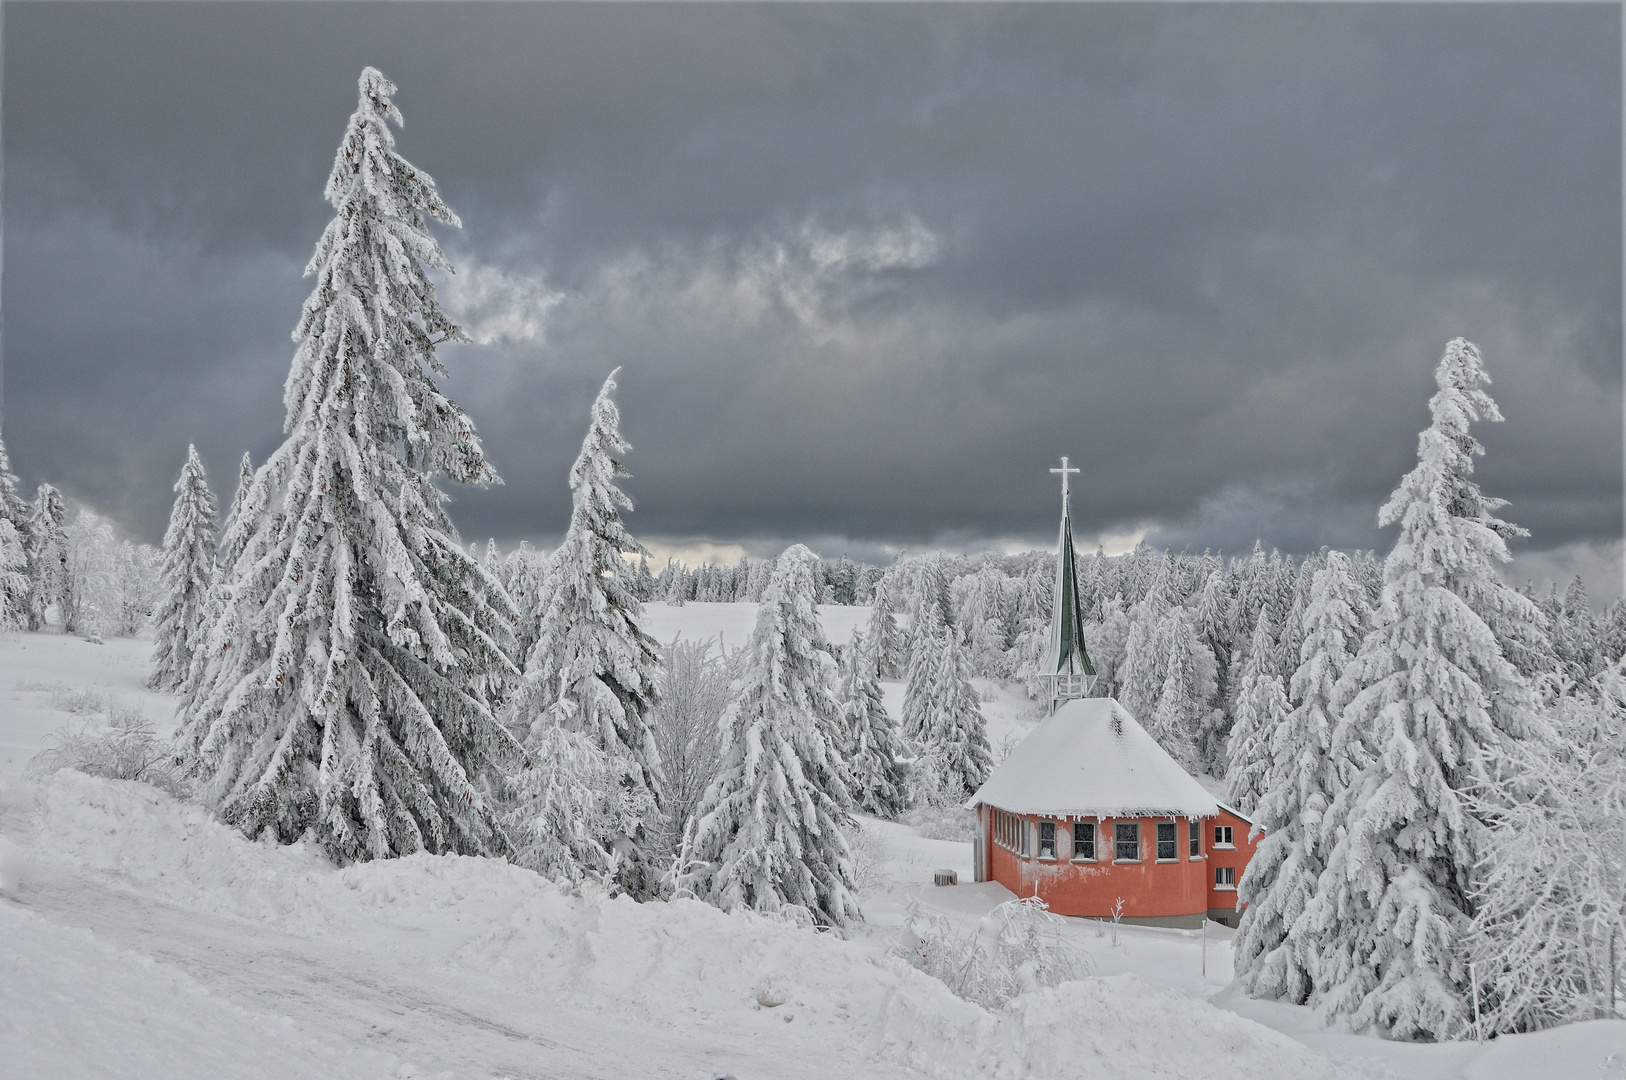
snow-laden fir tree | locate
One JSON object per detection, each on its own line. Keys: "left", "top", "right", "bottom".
{"left": 177, "top": 69, "right": 522, "bottom": 862}
{"left": 0, "top": 434, "right": 31, "bottom": 626}
{"left": 178, "top": 453, "right": 255, "bottom": 706}
{"left": 505, "top": 722, "right": 649, "bottom": 887}
{"left": 957, "top": 556, "right": 1009, "bottom": 678}
{"left": 508, "top": 368, "right": 663, "bottom": 896}
{"left": 1305, "top": 338, "right": 1543, "bottom": 1040}
{"left": 1011, "top": 559, "right": 1055, "bottom": 698}
{"left": 838, "top": 627, "right": 908, "bottom": 817}
{"left": 26, "top": 484, "right": 68, "bottom": 631}
{"left": 1466, "top": 658, "right": 1626, "bottom": 1033}
{"left": 219, "top": 453, "right": 255, "bottom": 568}
{"left": 1225, "top": 609, "right": 1288, "bottom": 816}
{"left": 675, "top": 544, "right": 860, "bottom": 929}
{"left": 1549, "top": 575, "right": 1603, "bottom": 685}
{"left": 901, "top": 582, "right": 946, "bottom": 741}
{"left": 905, "top": 552, "right": 956, "bottom": 669}
{"left": 864, "top": 578, "right": 908, "bottom": 679}
{"left": 1234, "top": 550, "right": 1367, "bottom": 1004}
{"left": 912, "top": 627, "right": 993, "bottom": 804}
{"left": 149, "top": 445, "right": 219, "bottom": 691}
{"left": 1148, "top": 605, "right": 1216, "bottom": 774}
{"left": 0, "top": 517, "right": 27, "bottom": 630}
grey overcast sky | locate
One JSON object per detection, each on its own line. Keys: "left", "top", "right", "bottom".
{"left": 4, "top": 3, "right": 1621, "bottom": 593}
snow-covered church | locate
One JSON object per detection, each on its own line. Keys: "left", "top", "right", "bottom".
{"left": 968, "top": 460, "right": 1258, "bottom": 928}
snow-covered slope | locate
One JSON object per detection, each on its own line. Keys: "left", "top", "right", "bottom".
{"left": 5, "top": 770, "right": 1350, "bottom": 1080}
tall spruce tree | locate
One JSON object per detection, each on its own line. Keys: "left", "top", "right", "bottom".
{"left": 178, "top": 69, "right": 521, "bottom": 863}
{"left": 150, "top": 445, "right": 219, "bottom": 691}
{"left": 838, "top": 628, "right": 908, "bottom": 818}
{"left": 0, "top": 435, "right": 31, "bottom": 626}
{"left": 864, "top": 578, "right": 908, "bottom": 679}
{"left": 901, "top": 583, "right": 946, "bottom": 741}
{"left": 1225, "top": 610, "right": 1289, "bottom": 815}
{"left": 675, "top": 544, "right": 860, "bottom": 929}
{"left": 508, "top": 368, "right": 663, "bottom": 897}
{"left": 913, "top": 627, "right": 993, "bottom": 803}
{"left": 1306, "top": 338, "right": 1541, "bottom": 1040}
{"left": 1148, "top": 605, "right": 1215, "bottom": 773}
{"left": 1234, "top": 550, "right": 1367, "bottom": 1003}
{"left": 25, "top": 484, "right": 68, "bottom": 631}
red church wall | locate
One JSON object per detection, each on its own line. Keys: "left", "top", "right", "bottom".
{"left": 1205, "top": 804, "right": 1259, "bottom": 927}
{"left": 982, "top": 808, "right": 1211, "bottom": 925}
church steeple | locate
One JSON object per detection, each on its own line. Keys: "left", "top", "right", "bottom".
{"left": 1046, "top": 457, "right": 1095, "bottom": 712}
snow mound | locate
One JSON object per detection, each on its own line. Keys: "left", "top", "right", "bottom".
{"left": 19, "top": 772, "right": 1357, "bottom": 1079}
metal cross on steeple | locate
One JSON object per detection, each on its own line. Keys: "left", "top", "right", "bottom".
{"left": 1045, "top": 454, "right": 1094, "bottom": 712}
{"left": 1051, "top": 456, "right": 1080, "bottom": 508}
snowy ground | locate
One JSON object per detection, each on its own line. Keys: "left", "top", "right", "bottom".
{"left": 0, "top": 631, "right": 179, "bottom": 778}
{"left": 3, "top": 625, "right": 1624, "bottom": 1079}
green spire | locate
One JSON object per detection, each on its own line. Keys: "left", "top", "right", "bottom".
{"left": 1046, "top": 457, "right": 1095, "bottom": 708}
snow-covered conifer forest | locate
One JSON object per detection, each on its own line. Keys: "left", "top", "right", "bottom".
{"left": 3, "top": 58, "right": 1622, "bottom": 1080}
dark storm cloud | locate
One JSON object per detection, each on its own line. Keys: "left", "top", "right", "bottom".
{"left": 5, "top": 3, "right": 1619, "bottom": 589}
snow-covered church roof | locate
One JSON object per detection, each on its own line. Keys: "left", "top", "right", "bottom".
{"left": 966, "top": 698, "right": 1221, "bottom": 819}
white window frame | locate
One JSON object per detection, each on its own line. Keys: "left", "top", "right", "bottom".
{"left": 1213, "top": 824, "right": 1235, "bottom": 850}
{"left": 1188, "top": 818, "right": 1202, "bottom": 859}
{"left": 1214, "top": 865, "right": 1236, "bottom": 891}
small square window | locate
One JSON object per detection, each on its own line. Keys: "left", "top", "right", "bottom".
{"left": 1115, "top": 821, "right": 1139, "bottom": 862}
{"left": 1073, "top": 821, "right": 1095, "bottom": 860}
{"left": 1189, "top": 819, "right": 1201, "bottom": 857}
{"left": 1214, "top": 825, "right": 1234, "bottom": 847}
{"left": 1039, "top": 821, "right": 1056, "bottom": 859}
{"left": 1215, "top": 866, "right": 1236, "bottom": 888}
{"left": 1156, "top": 822, "right": 1176, "bottom": 860}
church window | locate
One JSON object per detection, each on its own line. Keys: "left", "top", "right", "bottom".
{"left": 1114, "top": 821, "right": 1139, "bottom": 862}
{"left": 1073, "top": 821, "right": 1095, "bottom": 861}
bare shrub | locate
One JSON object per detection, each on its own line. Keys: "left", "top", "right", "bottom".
{"left": 650, "top": 636, "right": 735, "bottom": 862}
{"left": 27, "top": 695, "right": 187, "bottom": 797}
{"left": 844, "top": 819, "right": 888, "bottom": 895}
{"left": 47, "top": 687, "right": 108, "bottom": 716}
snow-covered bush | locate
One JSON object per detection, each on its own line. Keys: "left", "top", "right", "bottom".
{"left": 27, "top": 698, "right": 187, "bottom": 797}
{"left": 503, "top": 724, "right": 652, "bottom": 889}
{"left": 895, "top": 895, "right": 1091, "bottom": 1008}
{"left": 908, "top": 806, "right": 979, "bottom": 843}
